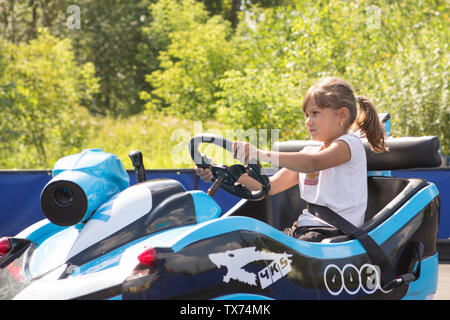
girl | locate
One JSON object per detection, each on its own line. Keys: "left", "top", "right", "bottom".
{"left": 195, "top": 77, "right": 388, "bottom": 242}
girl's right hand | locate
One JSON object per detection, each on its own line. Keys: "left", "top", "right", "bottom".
{"left": 194, "top": 166, "right": 213, "bottom": 182}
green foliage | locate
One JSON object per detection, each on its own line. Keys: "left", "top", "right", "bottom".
{"left": 0, "top": 0, "right": 448, "bottom": 169}
{"left": 141, "top": 0, "right": 237, "bottom": 122}
{"left": 214, "top": 0, "right": 449, "bottom": 151}
{"left": 0, "top": 31, "right": 99, "bottom": 168}
{"left": 215, "top": 68, "right": 305, "bottom": 141}
{"left": 83, "top": 113, "right": 230, "bottom": 170}
{"left": 62, "top": 0, "right": 152, "bottom": 116}
{"left": 0, "top": 0, "right": 64, "bottom": 43}
{"left": 138, "top": 0, "right": 448, "bottom": 153}
{"left": 200, "top": 0, "right": 294, "bottom": 28}
{"left": 377, "top": 28, "right": 449, "bottom": 152}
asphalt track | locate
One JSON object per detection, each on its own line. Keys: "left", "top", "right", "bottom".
{"left": 435, "top": 262, "right": 450, "bottom": 300}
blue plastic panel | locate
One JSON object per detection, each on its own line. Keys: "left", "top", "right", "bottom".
{"left": 0, "top": 168, "right": 448, "bottom": 238}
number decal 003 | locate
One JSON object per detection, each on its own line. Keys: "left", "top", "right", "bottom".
{"left": 324, "top": 263, "right": 393, "bottom": 296}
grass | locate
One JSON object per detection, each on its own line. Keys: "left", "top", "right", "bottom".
{"left": 83, "top": 112, "right": 234, "bottom": 170}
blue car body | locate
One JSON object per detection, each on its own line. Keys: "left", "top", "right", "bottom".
{"left": 0, "top": 135, "right": 442, "bottom": 300}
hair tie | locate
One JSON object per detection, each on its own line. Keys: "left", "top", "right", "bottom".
{"left": 355, "top": 95, "right": 359, "bottom": 103}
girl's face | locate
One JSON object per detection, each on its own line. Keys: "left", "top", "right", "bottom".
{"left": 304, "top": 103, "right": 347, "bottom": 146}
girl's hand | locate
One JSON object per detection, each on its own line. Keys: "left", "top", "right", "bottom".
{"left": 194, "top": 166, "right": 213, "bottom": 182}
{"left": 232, "top": 141, "right": 259, "bottom": 164}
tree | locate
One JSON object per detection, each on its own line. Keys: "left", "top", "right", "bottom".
{"left": 0, "top": 0, "right": 65, "bottom": 43}
{"left": 199, "top": 0, "right": 294, "bottom": 29}
{"left": 0, "top": 0, "right": 156, "bottom": 117}
{"left": 63, "top": 0, "right": 153, "bottom": 116}
{"left": 0, "top": 31, "right": 99, "bottom": 168}
{"left": 214, "top": 0, "right": 449, "bottom": 151}
{"left": 140, "top": 0, "right": 237, "bottom": 121}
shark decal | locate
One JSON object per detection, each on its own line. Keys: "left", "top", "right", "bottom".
{"left": 208, "top": 247, "right": 293, "bottom": 289}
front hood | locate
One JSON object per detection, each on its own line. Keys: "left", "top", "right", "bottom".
{"left": 67, "top": 183, "right": 153, "bottom": 260}
{"left": 13, "top": 264, "right": 124, "bottom": 300}
{"left": 3, "top": 224, "right": 199, "bottom": 299}
{"left": 21, "top": 183, "right": 154, "bottom": 279}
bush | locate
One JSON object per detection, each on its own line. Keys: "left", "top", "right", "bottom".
{"left": 0, "top": 31, "right": 99, "bottom": 168}
{"left": 82, "top": 113, "right": 230, "bottom": 170}
{"left": 214, "top": 1, "right": 449, "bottom": 152}
{"left": 140, "top": 0, "right": 448, "bottom": 152}
{"left": 140, "top": 0, "right": 237, "bottom": 122}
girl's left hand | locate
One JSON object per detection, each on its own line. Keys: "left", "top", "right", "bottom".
{"left": 232, "top": 141, "right": 259, "bottom": 164}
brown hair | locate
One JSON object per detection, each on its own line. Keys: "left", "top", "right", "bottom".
{"left": 302, "top": 77, "right": 388, "bottom": 153}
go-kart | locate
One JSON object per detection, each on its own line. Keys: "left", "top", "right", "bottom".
{"left": 0, "top": 131, "right": 441, "bottom": 300}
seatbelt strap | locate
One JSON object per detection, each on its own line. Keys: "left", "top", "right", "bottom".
{"left": 307, "top": 203, "right": 396, "bottom": 288}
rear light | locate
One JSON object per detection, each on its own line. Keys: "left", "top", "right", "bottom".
{"left": 138, "top": 247, "right": 157, "bottom": 267}
{"left": 0, "top": 237, "right": 12, "bottom": 256}
{"left": 7, "top": 261, "right": 23, "bottom": 282}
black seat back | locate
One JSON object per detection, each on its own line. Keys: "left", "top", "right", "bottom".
{"left": 273, "top": 136, "right": 442, "bottom": 170}
{"left": 362, "top": 177, "right": 428, "bottom": 231}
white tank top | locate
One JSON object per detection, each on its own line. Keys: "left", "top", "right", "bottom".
{"left": 297, "top": 133, "right": 367, "bottom": 228}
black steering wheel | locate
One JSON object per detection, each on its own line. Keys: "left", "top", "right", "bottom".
{"left": 189, "top": 133, "right": 270, "bottom": 201}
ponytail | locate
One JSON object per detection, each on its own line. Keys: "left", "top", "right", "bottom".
{"left": 352, "top": 95, "right": 388, "bottom": 153}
